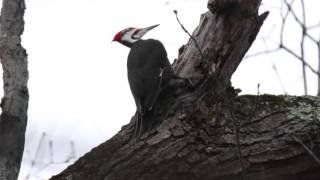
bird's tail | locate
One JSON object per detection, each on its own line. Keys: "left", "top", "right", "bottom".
{"left": 132, "top": 108, "right": 158, "bottom": 139}
{"left": 132, "top": 111, "right": 145, "bottom": 138}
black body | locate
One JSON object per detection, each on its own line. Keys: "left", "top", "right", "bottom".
{"left": 127, "top": 39, "right": 174, "bottom": 136}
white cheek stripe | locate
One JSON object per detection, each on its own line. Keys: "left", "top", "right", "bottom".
{"left": 122, "top": 32, "right": 139, "bottom": 44}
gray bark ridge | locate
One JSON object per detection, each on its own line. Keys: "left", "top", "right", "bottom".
{"left": 0, "top": 0, "right": 29, "bottom": 180}
{"left": 52, "top": 95, "right": 320, "bottom": 180}
{"left": 51, "top": 0, "right": 319, "bottom": 180}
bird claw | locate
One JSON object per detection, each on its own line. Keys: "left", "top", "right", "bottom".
{"left": 132, "top": 111, "right": 145, "bottom": 139}
{"left": 132, "top": 112, "right": 139, "bottom": 138}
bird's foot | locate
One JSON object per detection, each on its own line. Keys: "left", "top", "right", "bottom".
{"left": 131, "top": 111, "right": 146, "bottom": 139}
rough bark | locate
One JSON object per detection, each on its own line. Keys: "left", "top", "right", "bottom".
{"left": 52, "top": 95, "right": 320, "bottom": 180}
{"left": 51, "top": 0, "right": 320, "bottom": 180}
{"left": 174, "top": 0, "right": 267, "bottom": 84}
{"left": 0, "top": 0, "right": 29, "bottom": 179}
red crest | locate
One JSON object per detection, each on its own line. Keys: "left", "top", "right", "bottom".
{"left": 112, "top": 32, "right": 122, "bottom": 42}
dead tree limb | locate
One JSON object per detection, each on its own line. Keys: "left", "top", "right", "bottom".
{"left": 51, "top": 0, "right": 320, "bottom": 180}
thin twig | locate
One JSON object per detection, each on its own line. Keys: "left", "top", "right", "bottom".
{"left": 174, "top": 10, "right": 247, "bottom": 179}
{"left": 251, "top": 36, "right": 320, "bottom": 80}
{"left": 49, "top": 140, "right": 53, "bottom": 163}
{"left": 31, "top": 132, "right": 46, "bottom": 167}
{"left": 280, "top": 0, "right": 293, "bottom": 45}
{"left": 300, "top": 0, "right": 307, "bottom": 95}
{"left": 283, "top": 0, "right": 318, "bottom": 43}
{"left": 257, "top": 0, "right": 320, "bottom": 95}
{"left": 174, "top": 10, "right": 213, "bottom": 75}
{"left": 308, "top": 22, "right": 320, "bottom": 30}
{"left": 293, "top": 135, "right": 320, "bottom": 165}
{"left": 229, "top": 103, "right": 246, "bottom": 180}
{"left": 280, "top": 44, "right": 320, "bottom": 77}
{"left": 261, "top": 38, "right": 288, "bottom": 94}
{"left": 245, "top": 48, "right": 281, "bottom": 59}
{"left": 317, "top": 42, "right": 320, "bottom": 96}
{"left": 27, "top": 133, "right": 47, "bottom": 179}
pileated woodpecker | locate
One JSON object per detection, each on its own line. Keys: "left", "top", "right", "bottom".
{"left": 112, "top": 24, "right": 175, "bottom": 137}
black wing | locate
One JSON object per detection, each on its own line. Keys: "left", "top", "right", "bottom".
{"left": 127, "top": 39, "right": 174, "bottom": 112}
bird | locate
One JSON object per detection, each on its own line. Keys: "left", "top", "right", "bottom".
{"left": 112, "top": 24, "right": 175, "bottom": 137}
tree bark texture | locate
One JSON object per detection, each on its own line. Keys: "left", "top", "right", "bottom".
{"left": 0, "top": 0, "right": 29, "bottom": 179}
{"left": 52, "top": 95, "right": 320, "bottom": 180}
{"left": 52, "top": 0, "right": 320, "bottom": 180}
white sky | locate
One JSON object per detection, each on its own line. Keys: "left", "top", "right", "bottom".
{"left": 0, "top": 0, "right": 316, "bottom": 179}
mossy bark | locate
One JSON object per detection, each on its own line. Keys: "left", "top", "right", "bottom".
{"left": 52, "top": 0, "right": 320, "bottom": 180}
{"left": 51, "top": 94, "right": 320, "bottom": 180}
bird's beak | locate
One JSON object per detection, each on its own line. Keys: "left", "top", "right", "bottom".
{"left": 143, "top": 24, "right": 159, "bottom": 32}
{"left": 134, "top": 24, "right": 159, "bottom": 39}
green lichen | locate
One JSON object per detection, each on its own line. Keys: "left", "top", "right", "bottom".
{"left": 259, "top": 94, "right": 293, "bottom": 110}
{"left": 202, "top": 94, "right": 320, "bottom": 127}
{"left": 284, "top": 96, "right": 320, "bottom": 122}
{"left": 236, "top": 94, "right": 292, "bottom": 115}
{"left": 235, "top": 95, "right": 320, "bottom": 124}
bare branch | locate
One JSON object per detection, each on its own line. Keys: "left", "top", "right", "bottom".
{"left": 308, "top": 22, "right": 320, "bottom": 30}
{"left": 229, "top": 105, "right": 247, "bottom": 180}
{"left": 317, "top": 42, "right": 320, "bottom": 96}
{"left": 280, "top": 0, "right": 293, "bottom": 45}
{"left": 300, "top": 0, "right": 308, "bottom": 95}
{"left": 293, "top": 135, "right": 320, "bottom": 165}
{"left": 245, "top": 48, "right": 281, "bottom": 59}
{"left": 31, "top": 133, "right": 46, "bottom": 167}
{"left": 280, "top": 44, "right": 320, "bottom": 77}
{"left": 283, "top": 0, "right": 318, "bottom": 43}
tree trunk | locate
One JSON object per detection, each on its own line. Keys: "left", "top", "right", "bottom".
{"left": 0, "top": 0, "right": 29, "bottom": 179}
{"left": 51, "top": 0, "right": 320, "bottom": 180}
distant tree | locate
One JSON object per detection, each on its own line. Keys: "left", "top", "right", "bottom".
{"left": 247, "top": 0, "right": 320, "bottom": 95}
{"left": 0, "top": 0, "right": 29, "bottom": 179}
{"left": 52, "top": 0, "right": 320, "bottom": 179}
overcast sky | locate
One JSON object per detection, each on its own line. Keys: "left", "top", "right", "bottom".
{"left": 0, "top": 0, "right": 316, "bottom": 179}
